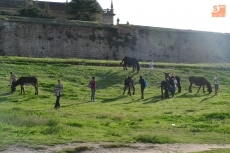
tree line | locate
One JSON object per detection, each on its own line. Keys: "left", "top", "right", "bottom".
{"left": 18, "top": 0, "right": 102, "bottom": 21}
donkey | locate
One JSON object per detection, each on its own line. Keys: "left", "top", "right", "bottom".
{"left": 123, "top": 75, "right": 135, "bottom": 95}
{"left": 11, "top": 77, "right": 38, "bottom": 95}
{"left": 120, "top": 56, "right": 140, "bottom": 73}
{"left": 159, "top": 80, "right": 170, "bottom": 99}
{"left": 189, "top": 76, "right": 212, "bottom": 94}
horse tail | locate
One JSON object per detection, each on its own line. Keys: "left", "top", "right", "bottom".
{"left": 176, "top": 76, "right": 180, "bottom": 84}
{"left": 120, "top": 58, "right": 124, "bottom": 65}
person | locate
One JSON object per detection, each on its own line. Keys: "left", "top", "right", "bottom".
{"left": 214, "top": 74, "right": 219, "bottom": 95}
{"left": 54, "top": 79, "right": 63, "bottom": 109}
{"left": 89, "top": 76, "right": 96, "bottom": 101}
{"left": 9, "top": 72, "right": 18, "bottom": 92}
{"left": 139, "top": 75, "right": 145, "bottom": 99}
{"left": 169, "top": 76, "right": 176, "bottom": 97}
{"left": 173, "top": 76, "right": 178, "bottom": 92}
{"left": 149, "top": 60, "right": 154, "bottom": 75}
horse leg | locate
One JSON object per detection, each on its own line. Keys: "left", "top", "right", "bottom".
{"left": 124, "top": 64, "right": 128, "bottom": 70}
{"left": 128, "top": 86, "right": 131, "bottom": 95}
{"left": 34, "top": 85, "right": 38, "bottom": 95}
{"left": 197, "top": 86, "right": 201, "bottom": 93}
{"left": 177, "top": 82, "right": 181, "bottom": 93}
{"left": 189, "top": 83, "right": 192, "bottom": 92}
{"left": 171, "top": 86, "right": 175, "bottom": 97}
{"left": 23, "top": 85, "right": 25, "bottom": 94}
{"left": 123, "top": 86, "right": 126, "bottom": 95}
{"left": 161, "top": 87, "right": 163, "bottom": 99}
{"left": 37, "top": 85, "right": 38, "bottom": 95}
{"left": 133, "top": 65, "right": 136, "bottom": 72}
{"left": 20, "top": 85, "right": 23, "bottom": 94}
{"left": 165, "top": 89, "right": 169, "bottom": 98}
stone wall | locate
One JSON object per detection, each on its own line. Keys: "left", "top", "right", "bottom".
{"left": 0, "top": 17, "right": 229, "bottom": 63}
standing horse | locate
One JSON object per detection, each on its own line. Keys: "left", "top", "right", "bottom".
{"left": 159, "top": 80, "right": 170, "bottom": 99}
{"left": 164, "top": 72, "right": 181, "bottom": 93}
{"left": 189, "top": 76, "right": 212, "bottom": 94}
{"left": 120, "top": 56, "right": 140, "bottom": 73}
{"left": 123, "top": 76, "right": 135, "bottom": 95}
{"left": 11, "top": 77, "right": 38, "bottom": 95}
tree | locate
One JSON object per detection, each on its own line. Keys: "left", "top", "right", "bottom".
{"left": 44, "top": 2, "right": 51, "bottom": 18}
{"left": 66, "top": 0, "right": 103, "bottom": 21}
{"left": 18, "top": 0, "right": 40, "bottom": 17}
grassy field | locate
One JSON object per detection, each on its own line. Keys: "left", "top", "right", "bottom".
{"left": 0, "top": 56, "right": 230, "bottom": 151}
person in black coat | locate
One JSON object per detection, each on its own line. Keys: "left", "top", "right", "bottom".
{"left": 139, "top": 75, "right": 145, "bottom": 99}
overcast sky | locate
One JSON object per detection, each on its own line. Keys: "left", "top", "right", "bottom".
{"left": 38, "top": 0, "right": 230, "bottom": 33}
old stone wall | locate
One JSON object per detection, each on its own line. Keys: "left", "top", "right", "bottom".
{"left": 0, "top": 17, "right": 229, "bottom": 63}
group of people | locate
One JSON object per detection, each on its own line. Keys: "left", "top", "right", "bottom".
{"left": 8, "top": 63, "right": 219, "bottom": 109}
{"left": 55, "top": 76, "right": 96, "bottom": 109}
{"left": 166, "top": 75, "right": 178, "bottom": 97}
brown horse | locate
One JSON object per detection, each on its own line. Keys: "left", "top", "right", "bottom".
{"left": 11, "top": 77, "right": 38, "bottom": 95}
{"left": 123, "top": 75, "right": 135, "bottom": 95}
{"left": 189, "top": 76, "right": 212, "bottom": 94}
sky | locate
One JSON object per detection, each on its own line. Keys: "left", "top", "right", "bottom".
{"left": 38, "top": 0, "right": 230, "bottom": 33}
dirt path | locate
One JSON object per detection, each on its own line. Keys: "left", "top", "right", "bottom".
{"left": 2, "top": 143, "right": 230, "bottom": 153}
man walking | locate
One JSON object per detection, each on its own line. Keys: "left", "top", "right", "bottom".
{"left": 139, "top": 76, "right": 146, "bottom": 99}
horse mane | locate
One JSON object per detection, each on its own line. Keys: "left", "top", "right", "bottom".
{"left": 14, "top": 79, "right": 20, "bottom": 87}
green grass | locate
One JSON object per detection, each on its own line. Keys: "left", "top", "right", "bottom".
{"left": 0, "top": 56, "right": 230, "bottom": 151}
{"left": 196, "top": 149, "right": 230, "bottom": 153}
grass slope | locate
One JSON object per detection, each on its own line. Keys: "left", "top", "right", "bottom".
{"left": 0, "top": 57, "right": 230, "bottom": 150}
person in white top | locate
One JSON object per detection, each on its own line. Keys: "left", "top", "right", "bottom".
{"left": 149, "top": 60, "right": 154, "bottom": 75}
{"left": 214, "top": 74, "right": 219, "bottom": 95}
{"left": 173, "top": 77, "right": 178, "bottom": 92}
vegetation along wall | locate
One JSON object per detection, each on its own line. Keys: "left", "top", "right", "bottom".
{"left": 0, "top": 17, "right": 229, "bottom": 63}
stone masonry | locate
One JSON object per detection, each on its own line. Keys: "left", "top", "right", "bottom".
{"left": 0, "top": 17, "right": 229, "bottom": 63}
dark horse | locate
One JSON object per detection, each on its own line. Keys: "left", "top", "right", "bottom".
{"left": 159, "top": 80, "right": 170, "bottom": 99}
{"left": 11, "top": 77, "right": 38, "bottom": 95}
{"left": 164, "top": 72, "right": 181, "bottom": 93}
{"left": 120, "top": 56, "right": 140, "bottom": 73}
{"left": 123, "top": 76, "right": 135, "bottom": 95}
{"left": 189, "top": 76, "right": 212, "bottom": 94}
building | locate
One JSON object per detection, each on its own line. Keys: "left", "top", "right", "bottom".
{"left": 0, "top": 0, "right": 115, "bottom": 24}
